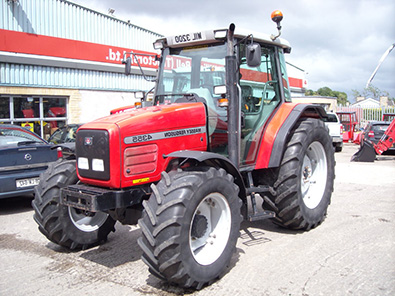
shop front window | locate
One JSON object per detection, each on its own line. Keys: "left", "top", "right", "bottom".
{"left": 0, "top": 96, "right": 68, "bottom": 140}
{"left": 43, "top": 98, "right": 67, "bottom": 129}
{"left": 14, "top": 97, "right": 40, "bottom": 119}
{"left": 0, "top": 100, "right": 10, "bottom": 119}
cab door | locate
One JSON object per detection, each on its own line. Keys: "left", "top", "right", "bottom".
{"left": 239, "top": 45, "right": 284, "bottom": 166}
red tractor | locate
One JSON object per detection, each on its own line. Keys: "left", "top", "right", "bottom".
{"left": 33, "top": 11, "right": 335, "bottom": 289}
{"left": 336, "top": 111, "right": 358, "bottom": 143}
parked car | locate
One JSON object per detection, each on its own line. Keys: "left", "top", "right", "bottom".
{"left": 48, "top": 124, "right": 82, "bottom": 160}
{"left": 0, "top": 124, "right": 59, "bottom": 198}
{"left": 323, "top": 112, "right": 343, "bottom": 152}
{"left": 48, "top": 124, "right": 81, "bottom": 144}
{"left": 360, "top": 121, "right": 395, "bottom": 154}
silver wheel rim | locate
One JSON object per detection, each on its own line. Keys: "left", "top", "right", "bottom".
{"left": 189, "top": 192, "right": 231, "bottom": 265}
{"left": 68, "top": 207, "right": 109, "bottom": 232}
{"left": 301, "top": 141, "right": 328, "bottom": 209}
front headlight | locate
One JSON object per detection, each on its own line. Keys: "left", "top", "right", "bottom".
{"left": 92, "top": 158, "right": 104, "bottom": 172}
{"left": 78, "top": 157, "right": 89, "bottom": 170}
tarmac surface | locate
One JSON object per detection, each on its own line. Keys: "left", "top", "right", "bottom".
{"left": 1, "top": 143, "right": 394, "bottom": 296}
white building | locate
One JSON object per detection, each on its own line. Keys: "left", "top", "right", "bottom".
{"left": 351, "top": 97, "right": 380, "bottom": 108}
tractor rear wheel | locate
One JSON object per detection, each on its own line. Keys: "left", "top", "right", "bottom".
{"left": 138, "top": 167, "right": 242, "bottom": 289}
{"left": 263, "top": 118, "right": 335, "bottom": 230}
{"left": 32, "top": 159, "right": 116, "bottom": 250}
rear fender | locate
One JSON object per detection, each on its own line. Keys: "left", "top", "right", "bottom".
{"left": 257, "top": 103, "right": 327, "bottom": 169}
{"left": 165, "top": 150, "right": 246, "bottom": 202}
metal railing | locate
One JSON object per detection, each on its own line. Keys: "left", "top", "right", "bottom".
{"left": 337, "top": 106, "right": 395, "bottom": 127}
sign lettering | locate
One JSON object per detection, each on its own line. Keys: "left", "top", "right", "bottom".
{"left": 124, "top": 126, "right": 206, "bottom": 145}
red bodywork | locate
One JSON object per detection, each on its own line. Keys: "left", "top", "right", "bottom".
{"left": 110, "top": 105, "right": 137, "bottom": 115}
{"left": 374, "top": 118, "right": 395, "bottom": 155}
{"left": 254, "top": 103, "right": 299, "bottom": 169}
{"left": 48, "top": 107, "right": 66, "bottom": 128}
{"left": 77, "top": 101, "right": 303, "bottom": 190}
{"left": 351, "top": 118, "right": 395, "bottom": 162}
{"left": 336, "top": 111, "right": 358, "bottom": 143}
{"left": 22, "top": 109, "right": 34, "bottom": 118}
{"left": 77, "top": 103, "right": 207, "bottom": 189}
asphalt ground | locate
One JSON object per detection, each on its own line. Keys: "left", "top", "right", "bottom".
{"left": 0, "top": 143, "right": 394, "bottom": 296}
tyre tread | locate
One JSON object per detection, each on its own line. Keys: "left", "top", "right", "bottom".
{"left": 262, "top": 118, "right": 335, "bottom": 230}
{"left": 138, "top": 166, "right": 242, "bottom": 289}
{"left": 32, "top": 159, "right": 115, "bottom": 250}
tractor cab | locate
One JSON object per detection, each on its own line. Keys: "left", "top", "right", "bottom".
{"left": 131, "top": 20, "right": 293, "bottom": 167}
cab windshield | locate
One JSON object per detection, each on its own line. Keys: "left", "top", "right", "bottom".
{"left": 154, "top": 44, "right": 227, "bottom": 106}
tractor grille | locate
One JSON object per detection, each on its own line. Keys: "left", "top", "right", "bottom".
{"left": 124, "top": 144, "right": 158, "bottom": 176}
{"left": 76, "top": 130, "right": 110, "bottom": 180}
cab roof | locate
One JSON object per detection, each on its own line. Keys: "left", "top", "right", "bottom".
{"left": 155, "top": 27, "right": 291, "bottom": 52}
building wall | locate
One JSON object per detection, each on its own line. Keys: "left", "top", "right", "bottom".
{"left": 1, "top": 0, "right": 159, "bottom": 50}
{"left": 292, "top": 96, "right": 338, "bottom": 112}
{"left": 0, "top": 0, "right": 162, "bottom": 134}
{"left": 286, "top": 62, "right": 307, "bottom": 96}
{"left": 1, "top": 0, "right": 308, "bottom": 137}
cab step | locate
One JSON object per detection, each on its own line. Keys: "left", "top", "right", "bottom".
{"left": 248, "top": 210, "right": 275, "bottom": 222}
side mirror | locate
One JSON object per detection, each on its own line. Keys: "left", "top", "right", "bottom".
{"left": 132, "top": 91, "right": 145, "bottom": 108}
{"left": 133, "top": 91, "right": 145, "bottom": 100}
{"left": 214, "top": 85, "right": 227, "bottom": 95}
{"left": 246, "top": 43, "right": 261, "bottom": 67}
{"left": 123, "top": 56, "right": 132, "bottom": 75}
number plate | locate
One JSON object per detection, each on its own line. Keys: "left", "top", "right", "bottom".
{"left": 168, "top": 31, "right": 208, "bottom": 46}
{"left": 172, "top": 32, "right": 205, "bottom": 44}
{"left": 16, "top": 177, "right": 40, "bottom": 188}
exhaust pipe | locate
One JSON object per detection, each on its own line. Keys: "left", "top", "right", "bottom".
{"left": 226, "top": 23, "right": 240, "bottom": 169}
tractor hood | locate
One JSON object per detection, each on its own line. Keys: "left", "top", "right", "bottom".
{"left": 76, "top": 102, "right": 208, "bottom": 188}
{"left": 81, "top": 102, "right": 207, "bottom": 137}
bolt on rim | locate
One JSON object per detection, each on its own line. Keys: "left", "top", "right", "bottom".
{"left": 68, "top": 207, "right": 109, "bottom": 232}
{"left": 189, "top": 192, "right": 231, "bottom": 265}
{"left": 301, "top": 141, "right": 328, "bottom": 209}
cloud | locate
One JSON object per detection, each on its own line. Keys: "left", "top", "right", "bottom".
{"left": 72, "top": 0, "right": 395, "bottom": 100}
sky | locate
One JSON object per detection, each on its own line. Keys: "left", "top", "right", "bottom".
{"left": 72, "top": 0, "right": 395, "bottom": 102}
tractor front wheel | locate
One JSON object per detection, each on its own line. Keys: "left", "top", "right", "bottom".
{"left": 138, "top": 167, "right": 242, "bottom": 289}
{"left": 32, "top": 159, "right": 116, "bottom": 250}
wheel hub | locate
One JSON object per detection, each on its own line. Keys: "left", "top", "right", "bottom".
{"left": 303, "top": 165, "right": 312, "bottom": 182}
{"left": 300, "top": 142, "right": 328, "bottom": 209}
{"left": 191, "top": 214, "right": 208, "bottom": 239}
{"left": 189, "top": 192, "right": 231, "bottom": 266}
{"left": 68, "top": 207, "right": 109, "bottom": 232}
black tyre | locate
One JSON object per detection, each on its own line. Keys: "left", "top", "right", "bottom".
{"left": 32, "top": 159, "right": 116, "bottom": 250}
{"left": 138, "top": 167, "right": 242, "bottom": 289}
{"left": 263, "top": 118, "right": 335, "bottom": 230}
